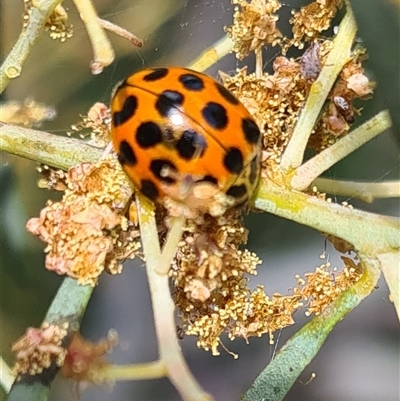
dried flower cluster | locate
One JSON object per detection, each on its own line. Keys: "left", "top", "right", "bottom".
{"left": 176, "top": 239, "right": 360, "bottom": 354}
{"left": 223, "top": 5, "right": 371, "bottom": 174}
{"left": 27, "top": 157, "right": 141, "bottom": 286}
{"left": 12, "top": 323, "right": 68, "bottom": 378}
{"left": 23, "top": 1, "right": 73, "bottom": 41}
{"left": 37, "top": 164, "right": 68, "bottom": 191}
{"left": 285, "top": 0, "right": 343, "bottom": 50}
{"left": 62, "top": 331, "right": 118, "bottom": 383}
{"left": 0, "top": 98, "right": 56, "bottom": 127}
{"left": 68, "top": 103, "right": 111, "bottom": 148}
{"left": 225, "top": 0, "right": 282, "bottom": 60}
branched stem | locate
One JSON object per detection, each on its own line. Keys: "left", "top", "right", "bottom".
{"left": 72, "top": 0, "right": 115, "bottom": 74}
{"left": 291, "top": 110, "right": 393, "bottom": 191}
{"left": 0, "top": 0, "right": 63, "bottom": 94}
{"left": 280, "top": 8, "right": 357, "bottom": 170}
{"left": 156, "top": 215, "right": 186, "bottom": 275}
{"left": 313, "top": 178, "right": 400, "bottom": 203}
{"left": 136, "top": 194, "right": 212, "bottom": 401}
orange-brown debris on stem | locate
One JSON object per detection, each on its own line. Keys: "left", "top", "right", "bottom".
{"left": 62, "top": 331, "right": 118, "bottom": 384}
{"left": 26, "top": 157, "right": 141, "bottom": 286}
{"left": 12, "top": 323, "right": 69, "bottom": 378}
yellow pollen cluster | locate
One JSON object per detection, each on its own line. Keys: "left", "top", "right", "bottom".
{"left": 294, "top": 257, "right": 362, "bottom": 316}
{"left": 12, "top": 323, "right": 68, "bottom": 378}
{"left": 26, "top": 157, "right": 141, "bottom": 286}
{"left": 23, "top": 2, "right": 73, "bottom": 41}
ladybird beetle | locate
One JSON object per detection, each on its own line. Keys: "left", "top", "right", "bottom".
{"left": 111, "top": 67, "right": 261, "bottom": 216}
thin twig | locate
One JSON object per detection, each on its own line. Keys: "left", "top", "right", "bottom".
{"left": 188, "top": 35, "right": 234, "bottom": 72}
{"left": 280, "top": 8, "right": 358, "bottom": 170}
{"left": 136, "top": 193, "right": 212, "bottom": 401}
{"left": 103, "top": 361, "right": 167, "bottom": 381}
{"left": 377, "top": 252, "right": 400, "bottom": 320}
{"left": 98, "top": 18, "right": 143, "bottom": 47}
{"left": 313, "top": 178, "right": 400, "bottom": 203}
{"left": 291, "top": 110, "right": 392, "bottom": 191}
{"left": 255, "top": 179, "right": 400, "bottom": 256}
{"left": 0, "top": 356, "right": 14, "bottom": 393}
{"left": 72, "top": 0, "right": 115, "bottom": 74}
{"left": 0, "top": 0, "right": 63, "bottom": 94}
{"left": 156, "top": 215, "right": 186, "bottom": 275}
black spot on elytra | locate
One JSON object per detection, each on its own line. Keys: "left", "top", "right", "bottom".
{"left": 223, "top": 147, "right": 244, "bottom": 174}
{"left": 249, "top": 155, "right": 260, "bottom": 184}
{"left": 202, "top": 102, "right": 228, "bottom": 130}
{"left": 242, "top": 118, "right": 261, "bottom": 144}
{"left": 143, "top": 68, "right": 169, "bottom": 81}
{"left": 215, "top": 83, "right": 239, "bottom": 105}
{"left": 112, "top": 95, "right": 138, "bottom": 127}
{"left": 176, "top": 130, "right": 207, "bottom": 160}
{"left": 117, "top": 140, "right": 137, "bottom": 166}
{"left": 226, "top": 184, "right": 247, "bottom": 198}
{"left": 136, "top": 122, "right": 163, "bottom": 148}
{"left": 140, "top": 179, "right": 159, "bottom": 200}
{"left": 150, "top": 159, "right": 177, "bottom": 184}
{"left": 179, "top": 73, "right": 204, "bottom": 91}
{"left": 155, "top": 90, "right": 184, "bottom": 117}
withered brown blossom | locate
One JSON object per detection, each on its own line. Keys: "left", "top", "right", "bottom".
{"left": 220, "top": 58, "right": 310, "bottom": 172}
{"left": 27, "top": 157, "right": 141, "bottom": 286}
{"left": 310, "top": 53, "right": 374, "bottom": 149}
{"left": 37, "top": 164, "right": 68, "bottom": 191}
{"left": 225, "top": 0, "right": 282, "bottom": 60}
{"left": 12, "top": 323, "right": 68, "bottom": 378}
{"left": 0, "top": 98, "right": 56, "bottom": 127}
{"left": 62, "top": 330, "right": 118, "bottom": 383}
{"left": 173, "top": 203, "right": 360, "bottom": 354}
{"left": 68, "top": 103, "right": 111, "bottom": 148}
{"left": 285, "top": 0, "right": 343, "bottom": 50}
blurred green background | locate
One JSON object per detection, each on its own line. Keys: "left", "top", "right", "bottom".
{"left": 1, "top": 1, "right": 399, "bottom": 400}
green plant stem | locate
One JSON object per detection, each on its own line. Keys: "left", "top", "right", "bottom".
{"left": 136, "top": 193, "right": 212, "bottom": 401}
{"left": 255, "top": 180, "right": 400, "bottom": 256}
{"left": 241, "top": 253, "right": 381, "bottom": 401}
{"left": 313, "top": 177, "right": 400, "bottom": 203}
{"left": 291, "top": 110, "right": 392, "bottom": 191}
{"left": 0, "top": 0, "right": 63, "bottom": 94}
{"left": 6, "top": 279, "right": 93, "bottom": 401}
{"left": 72, "top": 0, "right": 114, "bottom": 74}
{"left": 280, "top": 7, "right": 357, "bottom": 171}
{"left": 188, "top": 35, "right": 234, "bottom": 72}
{"left": 0, "top": 122, "right": 102, "bottom": 169}
{"left": 103, "top": 361, "right": 167, "bottom": 381}
{"left": 0, "top": 357, "right": 14, "bottom": 393}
